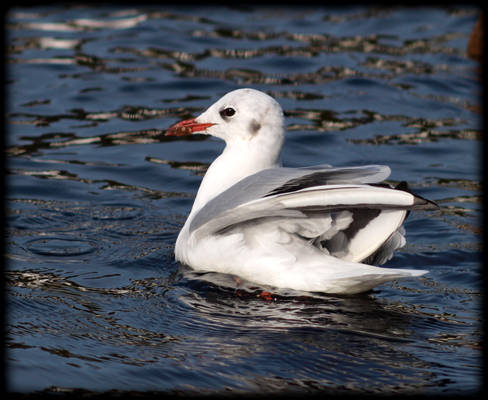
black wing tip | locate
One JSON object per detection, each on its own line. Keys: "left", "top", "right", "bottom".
{"left": 395, "top": 181, "right": 439, "bottom": 210}
{"left": 395, "top": 181, "right": 410, "bottom": 192}
{"left": 413, "top": 196, "right": 440, "bottom": 210}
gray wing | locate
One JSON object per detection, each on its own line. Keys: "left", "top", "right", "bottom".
{"left": 190, "top": 164, "right": 391, "bottom": 233}
{"left": 189, "top": 164, "right": 435, "bottom": 265}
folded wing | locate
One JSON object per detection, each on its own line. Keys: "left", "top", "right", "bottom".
{"left": 189, "top": 165, "right": 435, "bottom": 266}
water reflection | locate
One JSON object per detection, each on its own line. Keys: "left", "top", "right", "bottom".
{"left": 179, "top": 269, "right": 418, "bottom": 339}
{"left": 9, "top": 13, "right": 148, "bottom": 32}
{"left": 349, "top": 128, "right": 480, "bottom": 144}
{"left": 6, "top": 105, "right": 478, "bottom": 157}
{"left": 7, "top": 263, "right": 464, "bottom": 393}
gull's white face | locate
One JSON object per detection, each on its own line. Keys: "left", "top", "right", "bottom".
{"left": 166, "top": 88, "right": 285, "bottom": 144}
{"left": 196, "top": 88, "right": 284, "bottom": 142}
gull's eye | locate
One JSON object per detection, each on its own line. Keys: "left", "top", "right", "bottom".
{"left": 220, "top": 107, "right": 236, "bottom": 118}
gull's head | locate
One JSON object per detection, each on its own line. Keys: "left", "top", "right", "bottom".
{"left": 165, "top": 88, "right": 285, "bottom": 144}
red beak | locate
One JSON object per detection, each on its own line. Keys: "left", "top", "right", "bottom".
{"left": 165, "top": 118, "right": 215, "bottom": 137}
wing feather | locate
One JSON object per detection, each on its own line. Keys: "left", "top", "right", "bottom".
{"left": 189, "top": 165, "right": 435, "bottom": 266}
{"left": 190, "top": 164, "right": 391, "bottom": 233}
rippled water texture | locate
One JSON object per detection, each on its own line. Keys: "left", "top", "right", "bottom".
{"left": 6, "top": 5, "right": 482, "bottom": 395}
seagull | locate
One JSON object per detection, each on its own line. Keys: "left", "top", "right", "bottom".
{"left": 165, "top": 88, "right": 435, "bottom": 295}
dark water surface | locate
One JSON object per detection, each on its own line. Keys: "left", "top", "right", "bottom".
{"left": 6, "top": 5, "right": 482, "bottom": 394}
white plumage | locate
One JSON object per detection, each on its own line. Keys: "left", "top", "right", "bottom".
{"left": 166, "top": 88, "right": 435, "bottom": 294}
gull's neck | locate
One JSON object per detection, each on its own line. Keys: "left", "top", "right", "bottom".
{"left": 189, "top": 136, "right": 282, "bottom": 219}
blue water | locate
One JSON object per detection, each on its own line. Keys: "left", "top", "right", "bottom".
{"left": 6, "top": 5, "right": 482, "bottom": 395}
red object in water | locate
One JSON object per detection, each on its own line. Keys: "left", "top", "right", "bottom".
{"left": 259, "top": 291, "right": 274, "bottom": 301}
{"left": 468, "top": 14, "right": 484, "bottom": 62}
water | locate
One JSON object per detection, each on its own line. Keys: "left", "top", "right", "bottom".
{"left": 5, "top": 5, "right": 482, "bottom": 395}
